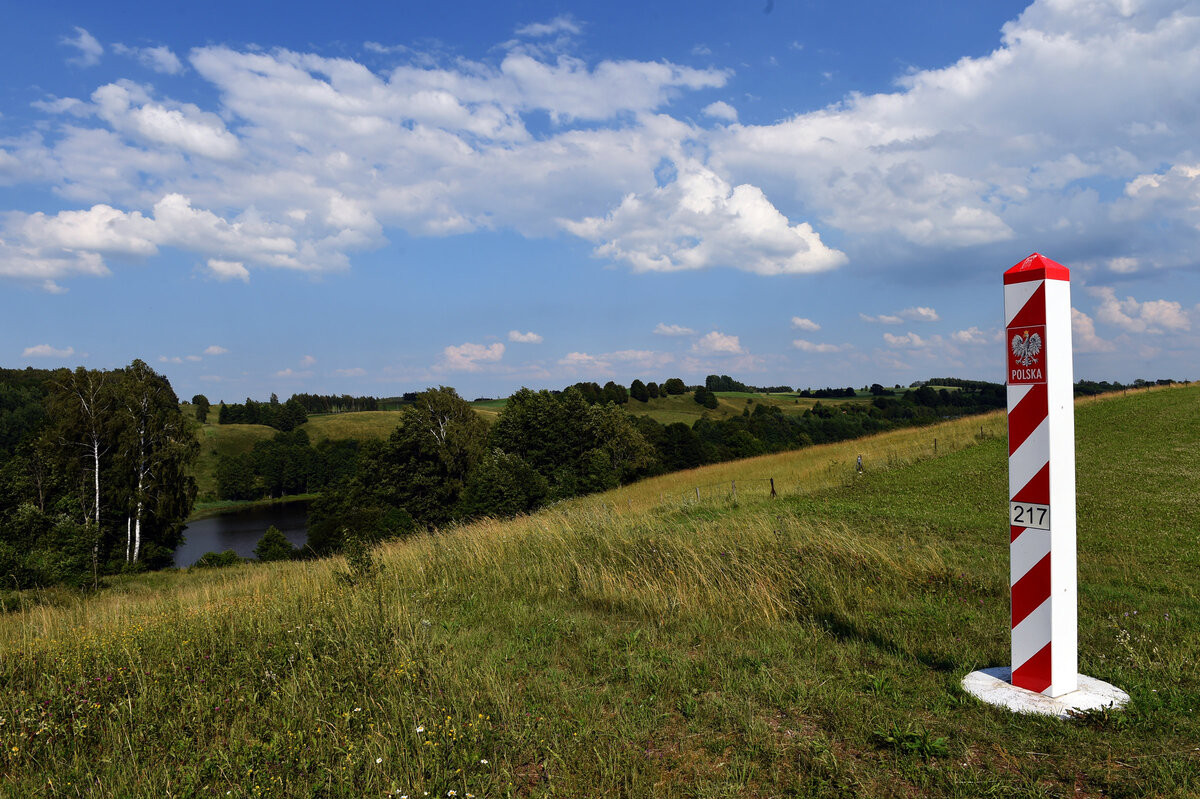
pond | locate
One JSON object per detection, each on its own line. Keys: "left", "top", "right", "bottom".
{"left": 174, "top": 500, "right": 311, "bottom": 568}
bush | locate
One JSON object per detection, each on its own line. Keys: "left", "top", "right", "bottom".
{"left": 192, "top": 550, "right": 242, "bottom": 569}
{"left": 253, "top": 525, "right": 296, "bottom": 562}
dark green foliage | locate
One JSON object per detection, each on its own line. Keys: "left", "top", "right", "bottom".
{"left": 602, "top": 381, "right": 628, "bottom": 404}
{"left": 290, "top": 392, "right": 381, "bottom": 413}
{"left": 705, "top": 374, "right": 751, "bottom": 392}
{"left": 216, "top": 395, "right": 307, "bottom": 430}
{"left": 693, "top": 386, "right": 719, "bottom": 409}
{"left": 0, "top": 368, "right": 52, "bottom": 459}
{"left": 645, "top": 381, "right": 660, "bottom": 399}
{"left": 629, "top": 379, "right": 649, "bottom": 403}
{"left": 457, "top": 449, "right": 548, "bottom": 519}
{"left": 662, "top": 377, "right": 686, "bottom": 395}
{"left": 0, "top": 361, "right": 198, "bottom": 588}
{"left": 307, "top": 387, "right": 484, "bottom": 552}
{"left": 487, "top": 387, "right": 653, "bottom": 502}
{"left": 215, "top": 432, "right": 360, "bottom": 501}
{"left": 253, "top": 525, "right": 295, "bottom": 562}
{"left": 191, "top": 394, "right": 210, "bottom": 423}
{"left": 191, "top": 550, "right": 242, "bottom": 569}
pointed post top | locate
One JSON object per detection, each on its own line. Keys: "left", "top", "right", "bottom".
{"left": 1004, "top": 252, "right": 1070, "bottom": 285}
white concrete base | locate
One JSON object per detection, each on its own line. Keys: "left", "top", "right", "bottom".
{"left": 962, "top": 667, "right": 1129, "bottom": 719}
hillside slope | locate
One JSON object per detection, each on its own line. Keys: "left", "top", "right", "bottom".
{"left": 3, "top": 385, "right": 1197, "bottom": 797}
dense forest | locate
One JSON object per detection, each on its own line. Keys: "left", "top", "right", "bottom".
{"left": 0, "top": 363, "right": 196, "bottom": 588}
{"left": 1, "top": 364, "right": 1182, "bottom": 589}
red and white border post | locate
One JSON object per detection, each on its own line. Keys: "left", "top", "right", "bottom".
{"left": 1004, "top": 253, "right": 1076, "bottom": 696}
{"left": 962, "top": 253, "right": 1128, "bottom": 717}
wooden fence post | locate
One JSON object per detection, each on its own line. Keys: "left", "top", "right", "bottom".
{"left": 770, "top": 478, "right": 776, "bottom": 498}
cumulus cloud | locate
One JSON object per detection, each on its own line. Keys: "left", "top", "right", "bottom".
{"left": 441, "top": 342, "right": 505, "bottom": 371}
{"left": 883, "top": 332, "right": 926, "bottom": 348}
{"left": 1089, "top": 286, "right": 1190, "bottom": 334}
{"left": 703, "top": 101, "right": 738, "bottom": 122}
{"left": 515, "top": 16, "right": 581, "bottom": 37}
{"left": 300, "top": 355, "right": 317, "bottom": 366}
{"left": 61, "top": 27, "right": 102, "bottom": 68}
{"left": 114, "top": 44, "right": 184, "bottom": 75}
{"left": 91, "top": 82, "right": 241, "bottom": 160}
{"left": 654, "top": 323, "right": 695, "bottom": 336}
{"left": 274, "top": 367, "right": 313, "bottom": 378}
{"left": 861, "top": 307, "right": 940, "bottom": 324}
{"left": 23, "top": 344, "right": 75, "bottom": 358}
{"left": 791, "top": 316, "right": 820, "bottom": 331}
{"left": 10, "top": 1, "right": 1200, "bottom": 305}
{"left": 951, "top": 326, "right": 989, "bottom": 344}
{"left": 207, "top": 259, "right": 250, "bottom": 282}
{"left": 204, "top": 345, "right": 228, "bottom": 355}
{"left": 792, "top": 339, "right": 846, "bottom": 353}
{"left": 564, "top": 162, "right": 846, "bottom": 275}
{"left": 508, "top": 330, "right": 543, "bottom": 343}
{"left": 693, "top": 331, "right": 744, "bottom": 354}
{"left": 559, "top": 351, "right": 611, "bottom": 371}
{"left": 1072, "top": 308, "right": 1116, "bottom": 353}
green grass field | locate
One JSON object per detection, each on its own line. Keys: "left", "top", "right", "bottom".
{"left": 19, "top": 385, "right": 1195, "bottom": 796}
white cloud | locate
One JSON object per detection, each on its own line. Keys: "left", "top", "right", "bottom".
{"left": 861, "top": 307, "right": 940, "bottom": 324}
{"left": 114, "top": 44, "right": 184, "bottom": 75}
{"left": 334, "top": 367, "right": 367, "bottom": 377}
{"left": 564, "top": 162, "right": 846, "bottom": 275}
{"left": 11, "top": 2, "right": 1200, "bottom": 303}
{"left": 515, "top": 16, "right": 581, "bottom": 37}
{"left": 186, "top": 355, "right": 202, "bottom": 362}
{"left": 508, "top": 330, "right": 543, "bottom": 343}
{"left": 91, "top": 83, "right": 241, "bottom": 160}
{"left": 1107, "top": 257, "right": 1140, "bottom": 274}
{"left": 61, "top": 27, "right": 102, "bottom": 68}
{"left": 703, "top": 101, "right": 738, "bottom": 122}
{"left": 204, "top": 345, "right": 228, "bottom": 355}
{"left": 158, "top": 355, "right": 183, "bottom": 364}
{"left": 23, "top": 344, "right": 75, "bottom": 358}
{"left": 441, "top": 341, "right": 505, "bottom": 371}
{"left": 902, "top": 306, "right": 940, "bottom": 322}
{"left": 558, "top": 351, "right": 611, "bottom": 371}
{"left": 790, "top": 316, "right": 820, "bottom": 331}
{"left": 693, "top": 331, "right": 744, "bottom": 354}
{"left": 274, "top": 367, "right": 313, "bottom": 378}
{"left": 300, "top": 355, "right": 317, "bottom": 366}
{"left": 654, "top": 323, "right": 695, "bottom": 336}
{"left": 1089, "top": 286, "right": 1190, "bottom": 334}
{"left": 1071, "top": 308, "right": 1115, "bottom": 353}
{"left": 883, "top": 332, "right": 926, "bottom": 348}
{"left": 207, "top": 259, "right": 250, "bottom": 282}
{"left": 792, "top": 339, "right": 846, "bottom": 353}
{"left": 951, "top": 326, "right": 989, "bottom": 344}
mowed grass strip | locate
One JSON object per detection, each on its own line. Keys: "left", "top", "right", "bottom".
{"left": 2, "top": 385, "right": 1197, "bottom": 797}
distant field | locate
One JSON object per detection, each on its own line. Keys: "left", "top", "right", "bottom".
{"left": 302, "top": 410, "right": 405, "bottom": 442}
{"left": 192, "top": 421, "right": 277, "bottom": 500}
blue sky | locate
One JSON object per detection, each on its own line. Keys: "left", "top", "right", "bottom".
{"left": 3, "top": 0, "right": 1199, "bottom": 402}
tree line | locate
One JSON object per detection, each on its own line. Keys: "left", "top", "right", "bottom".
{"left": 0, "top": 363, "right": 196, "bottom": 588}
{"left": 302, "top": 379, "right": 1009, "bottom": 556}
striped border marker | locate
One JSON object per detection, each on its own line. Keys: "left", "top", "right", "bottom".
{"left": 1004, "top": 252, "right": 1077, "bottom": 697}
{"left": 963, "top": 253, "right": 1128, "bottom": 717}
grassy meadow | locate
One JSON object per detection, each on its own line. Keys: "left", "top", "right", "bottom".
{"left": 9, "top": 385, "right": 1196, "bottom": 796}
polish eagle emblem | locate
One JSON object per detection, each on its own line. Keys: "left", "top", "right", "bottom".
{"left": 1011, "top": 330, "right": 1042, "bottom": 367}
